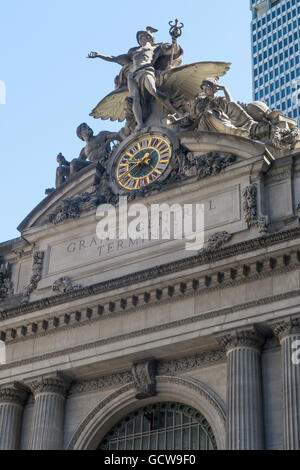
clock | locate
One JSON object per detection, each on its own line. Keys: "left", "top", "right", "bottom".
{"left": 114, "top": 134, "right": 173, "bottom": 191}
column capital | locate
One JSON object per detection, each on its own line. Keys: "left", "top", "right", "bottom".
{"left": 0, "top": 382, "right": 28, "bottom": 406}
{"left": 271, "top": 317, "right": 300, "bottom": 342}
{"left": 216, "top": 327, "right": 265, "bottom": 354}
{"left": 27, "top": 372, "right": 71, "bottom": 399}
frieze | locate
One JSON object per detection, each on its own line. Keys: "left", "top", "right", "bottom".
{"left": 69, "top": 371, "right": 133, "bottom": 395}
{"left": 2, "top": 246, "right": 300, "bottom": 345}
{"left": 1, "top": 227, "right": 300, "bottom": 323}
{"left": 52, "top": 277, "right": 82, "bottom": 294}
{"left": 68, "top": 349, "right": 226, "bottom": 396}
{"left": 158, "top": 349, "right": 226, "bottom": 375}
{"left": 1, "top": 281, "right": 300, "bottom": 373}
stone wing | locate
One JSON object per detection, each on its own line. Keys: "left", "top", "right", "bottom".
{"left": 160, "top": 62, "right": 231, "bottom": 99}
{"left": 90, "top": 87, "right": 130, "bottom": 122}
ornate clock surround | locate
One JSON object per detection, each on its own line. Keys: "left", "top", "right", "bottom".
{"left": 107, "top": 127, "right": 180, "bottom": 195}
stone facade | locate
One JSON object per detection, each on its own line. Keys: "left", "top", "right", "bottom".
{"left": 1, "top": 20, "right": 300, "bottom": 451}
{"left": 0, "top": 132, "right": 300, "bottom": 449}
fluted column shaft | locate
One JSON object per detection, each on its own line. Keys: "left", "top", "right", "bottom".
{"left": 29, "top": 372, "right": 70, "bottom": 450}
{"left": 218, "top": 329, "right": 264, "bottom": 450}
{"left": 273, "top": 318, "right": 300, "bottom": 450}
{"left": 0, "top": 384, "right": 28, "bottom": 450}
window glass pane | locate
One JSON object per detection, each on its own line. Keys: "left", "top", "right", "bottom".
{"left": 142, "top": 436, "right": 149, "bottom": 450}
{"left": 183, "top": 428, "right": 190, "bottom": 450}
{"left": 126, "top": 439, "right": 133, "bottom": 450}
{"left": 150, "top": 433, "right": 157, "bottom": 450}
{"left": 98, "top": 402, "right": 216, "bottom": 450}
{"left": 191, "top": 425, "right": 199, "bottom": 450}
{"left": 166, "top": 431, "right": 173, "bottom": 450}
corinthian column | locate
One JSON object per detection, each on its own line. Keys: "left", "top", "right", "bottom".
{"left": 273, "top": 318, "right": 300, "bottom": 450}
{"left": 0, "top": 383, "right": 28, "bottom": 450}
{"left": 217, "top": 328, "right": 265, "bottom": 450}
{"left": 29, "top": 372, "right": 70, "bottom": 450}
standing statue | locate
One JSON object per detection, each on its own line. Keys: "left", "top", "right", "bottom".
{"left": 187, "top": 78, "right": 254, "bottom": 138}
{"left": 87, "top": 21, "right": 231, "bottom": 132}
{"left": 88, "top": 26, "right": 185, "bottom": 131}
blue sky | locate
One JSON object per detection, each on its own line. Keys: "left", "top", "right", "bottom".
{"left": 0, "top": 0, "right": 252, "bottom": 242}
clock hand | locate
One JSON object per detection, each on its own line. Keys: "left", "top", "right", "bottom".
{"left": 120, "top": 155, "right": 147, "bottom": 179}
{"left": 120, "top": 152, "right": 152, "bottom": 180}
{"left": 119, "top": 162, "right": 141, "bottom": 180}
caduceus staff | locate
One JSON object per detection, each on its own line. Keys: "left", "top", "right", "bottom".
{"left": 169, "top": 19, "right": 184, "bottom": 66}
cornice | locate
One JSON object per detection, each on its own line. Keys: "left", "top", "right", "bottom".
{"left": 68, "top": 348, "right": 226, "bottom": 396}
{"left": 1, "top": 238, "right": 300, "bottom": 345}
{"left": 0, "top": 290, "right": 299, "bottom": 373}
{"left": 1, "top": 227, "right": 300, "bottom": 323}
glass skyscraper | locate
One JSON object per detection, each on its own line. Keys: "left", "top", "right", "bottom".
{"left": 250, "top": 0, "right": 300, "bottom": 127}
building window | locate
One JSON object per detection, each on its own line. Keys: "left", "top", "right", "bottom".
{"left": 98, "top": 402, "right": 217, "bottom": 451}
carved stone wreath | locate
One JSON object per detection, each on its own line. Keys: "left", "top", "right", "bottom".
{"left": 52, "top": 277, "right": 82, "bottom": 294}
{"left": 180, "top": 152, "right": 237, "bottom": 180}
{"left": 48, "top": 183, "right": 118, "bottom": 225}
{"left": 206, "top": 232, "right": 233, "bottom": 251}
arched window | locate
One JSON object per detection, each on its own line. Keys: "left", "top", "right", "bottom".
{"left": 98, "top": 402, "right": 217, "bottom": 450}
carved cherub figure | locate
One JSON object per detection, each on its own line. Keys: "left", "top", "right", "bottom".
{"left": 76, "top": 123, "right": 122, "bottom": 166}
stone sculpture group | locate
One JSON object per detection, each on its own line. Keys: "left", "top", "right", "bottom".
{"left": 50, "top": 21, "right": 299, "bottom": 193}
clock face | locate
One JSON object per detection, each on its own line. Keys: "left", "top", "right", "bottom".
{"left": 115, "top": 135, "right": 172, "bottom": 191}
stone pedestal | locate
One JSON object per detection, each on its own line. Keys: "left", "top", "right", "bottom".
{"left": 29, "top": 372, "right": 70, "bottom": 450}
{"left": 218, "top": 328, "right": 265, "bottom": 450}
{"left": 0, "top": 383, "right": 28, "bottom": 450}
{"left": 273, "top": 318, "right": 300, "bottom": 450}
